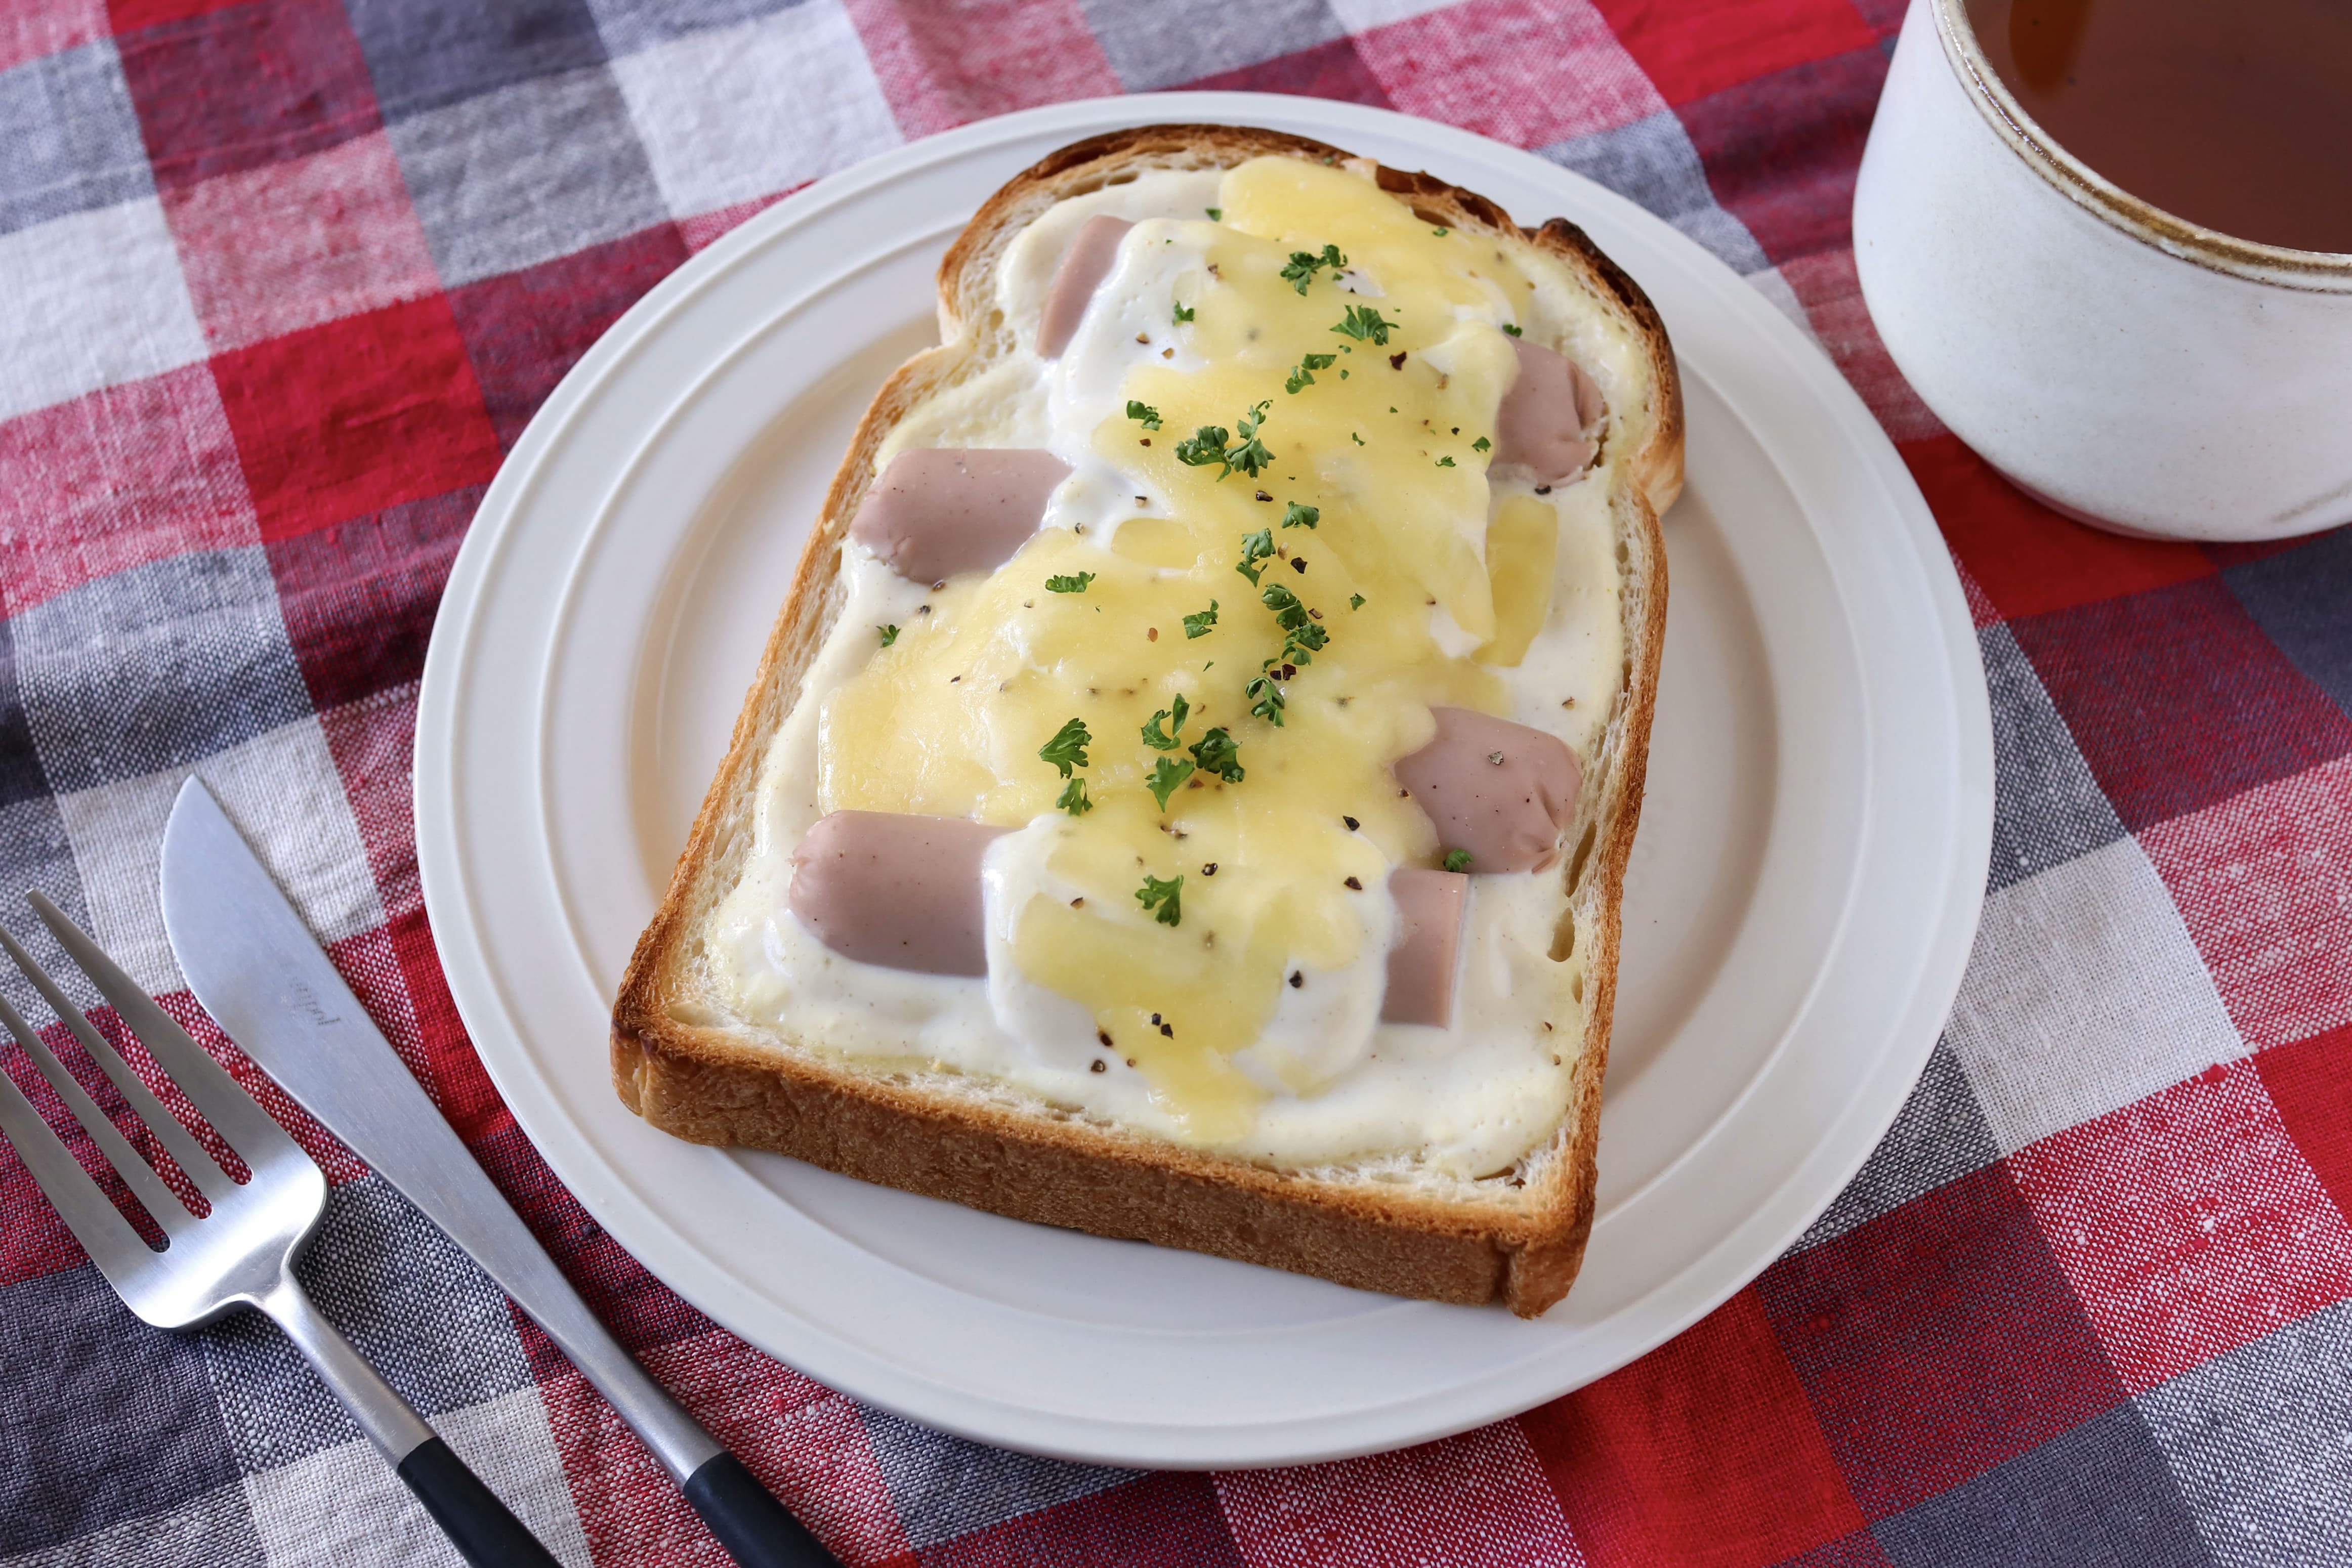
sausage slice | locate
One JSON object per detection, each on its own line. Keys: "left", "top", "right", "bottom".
{"left": 788, "top": 811, "right": 1012, "bottom": 975}
{"left": 1038, "top": 215, "right": 1135, "bottom": 358}
{"left": 1493, "top": 336, "right": 1606, "bottom": 484}
{"left": 849, "top": 448, "right": 1071, "bottom": 584}
{"left": 1394, "top": 707, "right": 1581, "bottom": 874}
{"left": 1381, "top": 868, "right": 1468, "bottom": 1027}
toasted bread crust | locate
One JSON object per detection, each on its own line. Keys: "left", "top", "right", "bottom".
{"left": 612, "top": 125, "right": 1678, "bottom": 1317}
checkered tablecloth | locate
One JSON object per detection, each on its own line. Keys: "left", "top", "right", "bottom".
{"left": 4, "top": 0, "right": 2349, "bottom": 1562}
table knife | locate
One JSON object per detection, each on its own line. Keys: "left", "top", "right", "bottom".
{"left": 160, "top": 778, "right": 838, "bottom": 1568}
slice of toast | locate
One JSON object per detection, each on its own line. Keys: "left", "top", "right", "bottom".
{"left": 611, "top": 125, "right": 1681, "bottom": 1317}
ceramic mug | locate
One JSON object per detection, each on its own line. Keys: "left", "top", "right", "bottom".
{"left": 1853, "top": 0, "right": 2352, "bottom": 541}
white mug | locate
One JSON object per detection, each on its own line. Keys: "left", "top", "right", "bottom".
{"left": 1853, "top": 0, "right": 2352, "bottom": 542}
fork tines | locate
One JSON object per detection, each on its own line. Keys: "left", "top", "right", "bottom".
{"left": 0, "top": 894, "right": 287, "bottom": 1289}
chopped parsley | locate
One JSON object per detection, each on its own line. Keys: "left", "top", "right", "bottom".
{"left": 1038, "top": 716, "right": 1091, "bottom": 777}
{"left": 1125, "top": 399, "right": 1162, "bottom": 431}
{"left": 1279, "top": 243, "right": 1347, "bottom": 295}
{"left": 1205, "top": 207, "right": 1222, "bottom": 220}
{"left": 1146, "top": 756, "right": 1196, "bottom": 810}
{"left": 1171, "top": 300, "right": 1195, "bottom": 324}
{"left": 1331, "top": 304, "right": 1394, "bottom": 346}
{"left": 1183, "top": 600, "right": 1220, "bottom": 639}
{"left": 1432, "top": 226, "right": 1449, "bottom": 237}
{"left": 1282, "top": 501, "right": 1319, "bottom": 530}
{"left": 1262, "top": 583, "right": 1328, "bottom": 667}
{"left": 1436, "top": 455, "right": 1456, "bottom": 468}
{"left": 1501, "top": 322, "right": 1524, "bottom": 337}
{"left": 1443, "top": 849, "right": 1473, "bottom": 872}
{"left": 1058, "top": 778, "right": 1093, "bottom": 817}
{"left": 1045, "top": 571, "right": 1096, "bottom": 594}
{"left": 1284, "top": 352, "right": 1338, "bottom": 394}
{"left": 1472, "top": 436, "right": 1492, "bottom": 452}
{"left": 1136, "top": 872, "right": 1184, "bottom": 926}
{"left": 1141, "top": 693, "right": 1190, "bottom": 750}
{"left": 1349, "top": 593, "right": 1366, "bottom": 610}
{"left": 1174, "top": 401, "right": 1274, "bottom": 481}
{"left": 1245, "top": 672, "right": 1286, "bottom": 726}
{"left": 877, "top": 624, "right": 899, "bottom": 647}
{"left": 1350, "top": 432, "right": 1365, "bottom": 446}
{"left": 1189, "top": 727, "right": 1244, "bottom": 783}
{"left": 1234, "top": 528, "right": 1276, "bottom": 586}
{"left": 1225, "top": 401, "right": 1273, "bottom": 479}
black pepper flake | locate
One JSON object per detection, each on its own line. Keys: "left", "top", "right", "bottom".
{"left": 1343, "top": 816, "right": 1360, "bottom": 830}
{"left": 1098, "top": 1029, "right": 1113, "bottom": 1046}
{"left": 1090, "top": 1059, "right": 1107, "bottom": 1073}
{"left": 1451, "top": 427, "right": 1459, "bottom": 434}
{"left": 1201, "top": 862, "right": 1218, "bottom": 876}
{"left": 1255, "top": 490, "right": 1272, "bottom": 502}
{"left": 932, "top": 579, "right": 946, "bottom": 591}
{"left": 1158, "top": 1022, "right": 1174, "bottom": 1038}
{"left": 917, "top": 604, "right": 932, "bottom": 614}
{"left": 1151, "top": 1012, "right": 1162, "bottom": 1026}
{"left": 1139, "top": 438, "right": 1151, "bottom": 446}
{"left": 1534, "top": 484, "right": 1552, "bottom": 495}
{"left": 1345, "top": 876, "right": 1364, "bottom": 890}
{"left": 1126, "top": 1057, "right": 1138, "bottom": 1068}
{"left": 1289, "top": 971, "right": 1304, "bottom": 989}
{"left": 1290, "top": 557, "right": 1307, "bottom": 574}
{"left": 1071, "top": 897, "right": 1085, "bottom": 907}
{"left": 1389, "top": 351, "right": 1407, "bottom": 369}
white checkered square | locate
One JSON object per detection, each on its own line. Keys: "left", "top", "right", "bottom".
{"left": 242, "top": 1386, "right": 592, "bottom": 1568}
{"left": 611, "top": 0, "right": 899, "bottom": 223}
{"left": 0, "top": 196, "right": 205, "bottom": 422}
{"left": 1945, "top": 835, "right": 2247, "bottom": 1154}
{"left": 55, "top": 717, "right": 383, "bottom": 999}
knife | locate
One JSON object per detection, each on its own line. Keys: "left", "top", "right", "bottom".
{"left": 160, "top": 778, "right": 838, "bottom": 1568}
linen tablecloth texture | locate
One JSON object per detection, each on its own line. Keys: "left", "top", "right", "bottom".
{"left": 3, "top": 1, "right": 2349, "bottom": 1563}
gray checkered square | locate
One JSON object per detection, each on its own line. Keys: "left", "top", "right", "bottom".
{"left": 1982, "top": 623, "right": 2130, "bottom": 895}
{"left": 2139, "top": 1300, "right": 2352, "bottom": 1567}
{"left": 388, "top": 64, "right": 668, "bottom": 289}
{"left": 1078, "top": 0, "right": 1346, "bottom": 91}
{"left": 346, "top": 0, "right": 608, "bottom": 122}
{"left": 0, "top": 1266, "right": 240, "bottom": 1558}
{"left": 1872, "top": 1401, "right": 2211, "bottom": 1568}
{"left": 0, "top": 41, "right": 155, "bottom": 237}
{"left": 0, "top": 794, "right": 101, "bottom": 1019}
{"left": 10, "top": 546, "right": 309, "bottom": 797}
{"left": 1540, "top": 110, "right": 1769, "bottom": 275}
{"left": 0, "top": 1481, "right": 263, "bottom": 1568}
{"left": 202, "top": 1174, "right": 536, "bottom": 1474}
{"left": 860, "top": 1406, "right": 1137, "bottom": 1549}
{"left": 1787, "top": 1038, "right": 2002, "bottom": 1255}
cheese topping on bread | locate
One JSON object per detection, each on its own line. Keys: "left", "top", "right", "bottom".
{"left": 704, "top": 157, "right": 1634, "bottom": 1177}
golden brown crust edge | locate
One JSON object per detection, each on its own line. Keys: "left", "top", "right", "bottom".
{"left": 612, "top": 125, "right": 1680, "bottom": 1317}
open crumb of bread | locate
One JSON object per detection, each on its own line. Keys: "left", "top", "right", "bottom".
{"left": 612, "top": 125, "right": 1681, "bottom": 1317}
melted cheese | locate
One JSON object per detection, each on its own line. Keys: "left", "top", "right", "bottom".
{"left": 703, "top": 160, "right": 1633, "bottom": 1176}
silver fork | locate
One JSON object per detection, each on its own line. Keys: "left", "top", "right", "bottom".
{"left": 0, "top": 894, "right": 561, "bottom": 1568}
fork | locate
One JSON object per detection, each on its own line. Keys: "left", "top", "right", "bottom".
{"left": 0, "top": 894, "right": 561, "bottom": 1568}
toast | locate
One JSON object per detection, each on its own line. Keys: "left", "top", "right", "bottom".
{"left": 611, "top": 125, "right": 1681, "bottom": 1317}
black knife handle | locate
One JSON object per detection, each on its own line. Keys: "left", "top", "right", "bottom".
{"left": 396, "top": 1437, "right": 564, "bottom": 1567}
{"left": 683, "top": 1452, "right": 842, "bottom": 1567}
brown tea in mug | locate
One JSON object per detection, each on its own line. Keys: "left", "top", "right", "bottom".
{"left": 1965, "top": 0, "right": 2352, "bottom": 253}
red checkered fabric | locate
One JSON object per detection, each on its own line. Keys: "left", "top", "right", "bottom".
{"left": 2, "top": 2, "right": 2347, "bottom": 1563}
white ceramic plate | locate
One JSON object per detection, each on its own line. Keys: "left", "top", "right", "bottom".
{"left": 415, "top": 93, "right": 1991, "bottom": 1470}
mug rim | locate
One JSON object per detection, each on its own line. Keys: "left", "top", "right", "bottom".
{"left": 1931, "top": 0, "right": 2352, "bottom": 292}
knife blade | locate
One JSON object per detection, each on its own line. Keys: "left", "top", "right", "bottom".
{"left": 161, "top": 777, "right": 835, "bottom": 1568}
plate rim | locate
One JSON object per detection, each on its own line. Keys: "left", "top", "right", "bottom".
{"left": 416, "top": 90, "right": 1992, "bottom": 1467}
